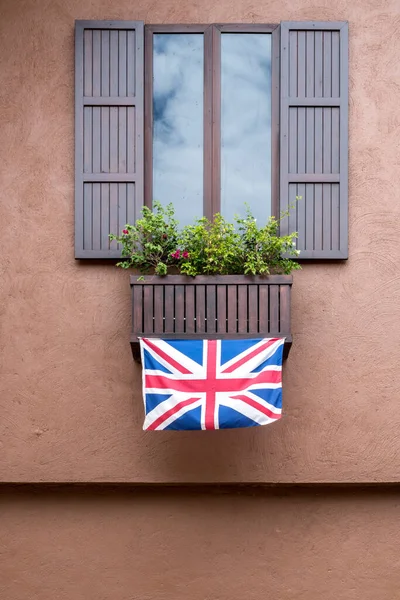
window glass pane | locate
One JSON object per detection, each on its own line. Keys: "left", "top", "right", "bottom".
{"left": 221, "top": 33, "right": 272, "bottom": 223}
{"left": 153, "top": 34, "right": 204, "bottom": 226}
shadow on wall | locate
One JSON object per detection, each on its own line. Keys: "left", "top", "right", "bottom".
{"left": 131, "top": 360, "right": 294, "bottom": 483}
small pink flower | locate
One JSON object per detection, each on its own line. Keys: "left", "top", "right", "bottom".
{"left": 171, "top": 249, "right": 181, "bottom": 259}
{"left": 122, "top": 229, "right": 129, "bottom": 235}
{"left": 182, "top": 250, "right": 189, "bottom": 259}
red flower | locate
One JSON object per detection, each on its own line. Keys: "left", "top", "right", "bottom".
{"left": 182, "top": 250, "right": 189, "bottom": 259}
{"left": 171, "top": 249, "right": 181, "bottom": 259}
{"left": 122, "top": 229, "right": 129, "bottom": 235}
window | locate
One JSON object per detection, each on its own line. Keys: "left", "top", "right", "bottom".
{"left": 145, "top": 25, "right": 278, "bottom": 225}
{"left": 150, "top": 31, "right": 204, "bottom": 226}
{"left": 75, "top": 20, "right": 348, "bottom": 260}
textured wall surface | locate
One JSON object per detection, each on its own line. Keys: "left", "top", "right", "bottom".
{"left": 1, "top": 0, "right": 400, "bottom": 483}
{"left": 1, "top": 488, "right": 400, "bottom": 600}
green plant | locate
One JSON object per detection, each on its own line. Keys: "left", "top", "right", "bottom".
{"left": 178, "top": 213, "right": 243, "bottom": 276}
{"left": 109, "top": 201, "right": 179, "bottom": 276}
{"left": 110, "top": 202, "right": 301, "bottom": 276}
{"left": 235, "top": 208, "right": 301, "bottom": 276}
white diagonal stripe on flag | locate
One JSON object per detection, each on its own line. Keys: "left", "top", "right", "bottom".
{"left": 219, "top": 338, "right": 284, "bottom": 375}
{"left": 141, "top": 338, "right": 203, "bottom": 375}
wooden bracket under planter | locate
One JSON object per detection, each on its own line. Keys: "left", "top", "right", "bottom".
{"left": 130, "top": 274, "right": 293, "bottom": 362}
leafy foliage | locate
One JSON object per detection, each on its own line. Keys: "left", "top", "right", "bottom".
{"left": 109, "top": 202, "right": 301, "bottom": 276}
{"left": 235, "top": 208, "right": 301, "bottom": 276}
{"left": 109, "top": 201, "right": 179, "bottom": 276}
{"left": 179, "top": 214, "right": 243, "bottom": 276}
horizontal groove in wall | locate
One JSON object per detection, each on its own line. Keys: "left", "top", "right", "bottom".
{"left": 1, "top": 482, "right": 400, "bottom": 496}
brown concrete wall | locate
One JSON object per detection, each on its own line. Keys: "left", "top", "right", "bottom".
{"left": 1, "top": 0, "right": 400, "bottom": 483}
{"left": 0, "top": 487, "right": 399, "bottom": 599}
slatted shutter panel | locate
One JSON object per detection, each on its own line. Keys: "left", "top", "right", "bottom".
{"left": 75, "top": 21, "right": 144, "bottom": 258}
{"left": 280, "top": 22, "right": 348, "bottom": 259}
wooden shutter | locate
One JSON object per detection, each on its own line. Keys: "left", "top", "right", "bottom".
{"left": 279, "top": 22, "right": 348, "bottom": 259}
{"left": 75, "top": 21, "right": 144, "bottom": 258}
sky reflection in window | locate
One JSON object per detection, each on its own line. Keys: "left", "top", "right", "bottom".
{"left": 153, "top": 34, "right": 204, "bottom": 226}
{"left": 221, "top": 34, "right": 272, "bottom": 224}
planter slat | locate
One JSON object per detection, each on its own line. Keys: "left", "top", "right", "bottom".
{"left": 132, "top": 285, "right": 143, "bottom": 334}
{"left": 154, "top": 286, "right": 164, "bottom": 333}
{"left": 270, "top": 285, "right": 279, "bottom": 333}
{"left": 280, "top": 284, "right": 291, "bottom": 333}
{"left": 237, "top": 286, "right": 248, "bottom": 334}
{"left": 227, "top": 285, "right": 237, "bottom": 334}
{"left": 196, "top": 285, "right": 206, "bottom": 334}
{"left": 130, "top": 274, "right": 293, "bottom": 361}
{"left": 258, "top": 285, "right": 269, "bottom": 333}
{"left": 248, "top": 285, "right": 258, "bottom": 334}
{"left": 206, "top": 285, "right": 217, "bottom": 334}
{"left": 164, "top": 286, "right": 174, "bottom": 333}
{"left": 217, "top": 285, "right": 227, "bottom": 334}
{"left": 143, "top": 286, "right": 154, "bottom": 333}
{"left": 174, "top": 285, "right": 185, "bottom": 333}
{"left": 185, "top": 286, "right": 195, "bottom": 334}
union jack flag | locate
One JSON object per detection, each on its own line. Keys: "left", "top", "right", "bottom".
{"left": 140, "top": 337, "right": 285, "bottom": 430}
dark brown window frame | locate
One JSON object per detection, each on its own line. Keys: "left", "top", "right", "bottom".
{"left": 144, "top": 23, "right": 280, "bottom": 220}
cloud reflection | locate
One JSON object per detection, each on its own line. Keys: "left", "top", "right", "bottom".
{"left": 221, "top": 34, "right": 272, "bottom": 223}
{"left": 153, "top": 34, "right": 204, "bottom": 226}
{"left": 152, "top": 33, "right": 272, "bottom": 226}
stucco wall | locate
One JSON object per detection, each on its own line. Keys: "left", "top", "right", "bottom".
{"left": 1, "top": 487, "right": 400, "bottom": 599}
{"left": 1, "top": 0, "right": 400, "bottom": 483}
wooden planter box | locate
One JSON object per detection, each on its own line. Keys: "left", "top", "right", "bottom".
{"left": 130, "top": 274, "right": 293, "bottom": 361}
